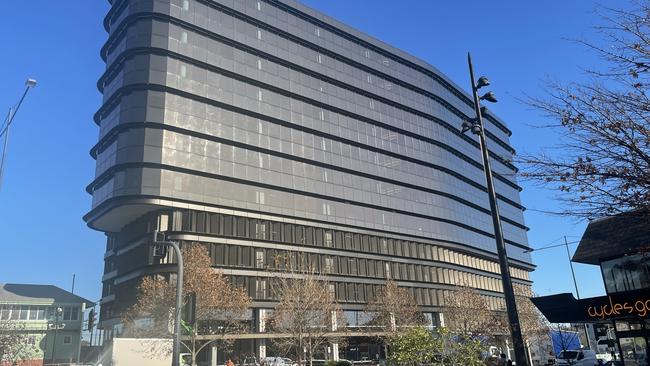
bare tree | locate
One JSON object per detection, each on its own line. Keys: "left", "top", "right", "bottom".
{"left": 444, "top": 286, "right": 502, "bottom": 338}
{"left": 552, "top": 324, "right": 582, "bottom": 366}
{"left": 268, "top": 253, "right": 344, "bottom": 366}
{"left": 0, "top": 321, "right": 38, "bottom": 365}
{"left": 123, "top": 243, "right": 251, "bottom": 365}
{"left": 513, "top": 287, "right": 550, "bottom": 345}
{"left": 363, "top": 280, "right": 425, "bottom": 359}
{"left": 521, "top": 1, "right": 650, "bottom": 218}
{"left": 493, "top": 287, "right": 551, "bottom": 365}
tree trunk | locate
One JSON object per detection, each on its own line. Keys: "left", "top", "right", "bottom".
{"left": 299, "top": 335, "right": 303, "bottom": 366}
{"left": 190, "top": 333, "right": 197, "bottom": 366}
{"left": 308, "top": 338, "right": 313, "bottom": 366}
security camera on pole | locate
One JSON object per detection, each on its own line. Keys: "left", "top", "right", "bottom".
{"left": 462, "top": 53, "right": 529, "bottom": 366}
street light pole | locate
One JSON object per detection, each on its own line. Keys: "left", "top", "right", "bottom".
{"left": 51, "top": 307, "right": 63, "bottom": 364}
{"left": 463, "top": 53, "right": 529, "bottom": 366}
{"left": 152, "top": 232, "right": 184, "bottom": 366}
{"left": 0, "top": 78, "right": 37, "bottom": 190}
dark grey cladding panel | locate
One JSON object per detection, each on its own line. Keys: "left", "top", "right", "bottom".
{"left": 573, "top": 213, "right": 650, "bottom": 265}
{"left": 104, "top": 18, "right": 171, "bottom": 67}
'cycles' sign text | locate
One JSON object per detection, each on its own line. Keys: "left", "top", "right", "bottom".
{"left": 588, "top": 296, "right": 650, "bottom": 320}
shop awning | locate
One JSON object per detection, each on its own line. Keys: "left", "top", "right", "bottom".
{"left": 531, "top": 289, "right": 650, "bottom": 323}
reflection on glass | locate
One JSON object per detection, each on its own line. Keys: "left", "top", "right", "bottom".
{"left": 620, "top": 337, "right": 647, "bottom": 365}
{"left": 601, "top": 253, "right": 650, "bottom": 293}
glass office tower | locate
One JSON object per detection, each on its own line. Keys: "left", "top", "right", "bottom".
{"left": 86, "top": 0, "right": 533, "bottom": 359}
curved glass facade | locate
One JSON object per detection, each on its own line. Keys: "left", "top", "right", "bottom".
{"left": 89, "top": 0, "right": 534, "bottom": 350}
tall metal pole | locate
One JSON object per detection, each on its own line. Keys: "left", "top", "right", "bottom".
{"left": 51, "top": 307, "right": 62, "bottom": 364}
{"left": 467, "top": 53, "right": 528, "bottom": 366}
{"left": 564, "top": 236, "right": 580, "bottom": 299}
{"left": 172, "top": 242, "right": 183, "bottom": 366}
{"left": 153, "top": 236, "right": 184, "bottom": 366}
{"left": 563, "top": 235, "right": 592, "bottom": 350}
{"left": 0, "top": 79, "right": 37, "bottom": 190}
{"left": 0, "top": 108, "right": 13, "bottom": 190}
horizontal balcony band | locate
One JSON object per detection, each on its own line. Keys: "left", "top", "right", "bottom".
{"left": 91, "top": 121, "right": 527, "bottom": 229}
{"left": 92, "top": 113, "right": 523, "bottom": 207}
{"left": 100, "top": 11, "right": 515, "bottom": 157}
{"left": 86, "top": 195, "right": 534, "bottom": 269}
{"left": 102, "top": 208, "right": 535, "bottom": 271}
{"left": 96, "top": 76, "right": 522, "bottom": 193}
{"left": 100, "top": 34, "right": 517, "bottom": 174}
{"left": 107, "top": 230, "right": 533, "bottom": 281}
{"left": 86, "top": 162, "right": 531, "bottom": 250}
{"left": 107, "top": 263, "right": 523, "bottom": 298}
{"left": 103, "top": 0, "right": 513, "bottom": 139}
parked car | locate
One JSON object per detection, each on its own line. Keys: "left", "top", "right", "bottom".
{"left": 603, "top": 361, "right": 624, "bottom": 366}
{"left": 239, "top": 356, "right": 260, "bottom": 366}
{"left": 556, "top": 349, "right": 597, "bottom": 366}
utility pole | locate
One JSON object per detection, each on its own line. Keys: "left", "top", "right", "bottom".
{"left": 564, "top": 236, "right": 580, "bottom": 299}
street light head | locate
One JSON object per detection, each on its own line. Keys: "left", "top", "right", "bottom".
{"left": 25, "top": 79, "right": 37, "bottom": 88}
{"left": 480, "top": 91, "right": 498, "bottom": 103}
{"left": 476, "top": 76, "right": 490, "bottom": 89}
{"left": 461, "top": 120, "right": 473, "bottom": 134}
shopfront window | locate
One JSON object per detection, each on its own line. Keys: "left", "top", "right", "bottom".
{"left": 601, "top": 253, "right": 650, "bottom": 293}
{"left": 620, "top": 336, "right": 648, "bottom": 365}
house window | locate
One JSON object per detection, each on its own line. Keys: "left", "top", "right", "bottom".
{"left": 0, "top": 306, "right": 10, "bottom": 320}
{"left": 19, "top": 306, "right": 28, "bottom": 320}
{"left": 182, "top": 0, "right": 189, "bottom": 11}
{"left": 181, "top": 31, "right": 188, "bottom": 44}
{"left": 29, "top": 306, "right": 37, "bottom": 320}
{"left": 63, "top": 335, "right": 72, "bottom": 345}
{"left": 63, "top": 306, "right": 79, "bottom": 321}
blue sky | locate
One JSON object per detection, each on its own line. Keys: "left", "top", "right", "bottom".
{"left": 0, "top": 0, "right": 620, "bottom": 303}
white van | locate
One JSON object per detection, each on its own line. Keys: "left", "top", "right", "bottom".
{"left": 556, "top": 349, "right": 597, "bottom": 365}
